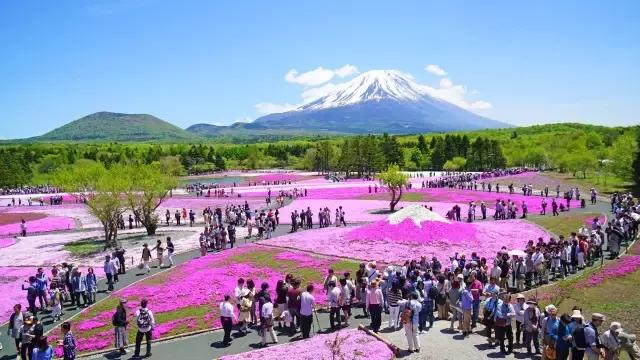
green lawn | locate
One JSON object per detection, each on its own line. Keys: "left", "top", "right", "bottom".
{"left": 544, "top": 171, "right": 632, "bottom": 195}
{"left": 528, "top": 212, "right": 604, "bottom": 237}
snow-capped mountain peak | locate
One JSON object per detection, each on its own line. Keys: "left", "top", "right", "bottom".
{"left": 301, "top": 69, "right": 430, "bottom": 111}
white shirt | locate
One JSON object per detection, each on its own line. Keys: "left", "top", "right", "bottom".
{"left": 300, "top": 291, "right": 315, "bottom": 316}
{"left": 261, "top": 302, "right": 274, "bottom": 318}
{"left": 514, "top": 302, "right": 528, "bottom": 323}
{"left": 220, "top": 301, "right": 237, "bottom": 321}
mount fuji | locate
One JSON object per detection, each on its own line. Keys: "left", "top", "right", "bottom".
{"left": 245, "top": 70, "right": 510, "bottom": 134}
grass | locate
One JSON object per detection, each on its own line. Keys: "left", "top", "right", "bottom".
{"left": 544, "top": 171, "right": 632, "bottom": 195}
{"left": 358, "top": 192, "right": 423, "bottom": 202}
{"left": 528, "top": 212, "right": 604, "bottom": 237}
{"left": 64, "top": 232, "right": 186, "bottom": 257}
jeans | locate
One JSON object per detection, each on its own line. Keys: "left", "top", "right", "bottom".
{"left": 524, "top": 330, "right": 540, "bottom": 352}
{"left": 221, "top": 316, "right": 232, "bottom": 344}
{"left": 134, "top": 330, "right": 152, "bottom": 357}
{"left": 494, "top": 324, "right": 513, "bottom": 351}
{"left": 369, "top": 304, "right": 382, "bottom": 332}
{"left": 472, "top": 299, "right": 480, "bottom": 327}
{"left": 329, "top": 306, "right": 341, "bottom": 329}
{"left": 106, "top": 273, "right": 114, "bottom": 291}
{"left": 300, "top": 314, "right": 313, "bottom": 338}
{"left": 418, "top": 301, "right": 434, "bottom": 331}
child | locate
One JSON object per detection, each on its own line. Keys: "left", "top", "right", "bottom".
{"left": 50, "top": 288, "right": 62, "bottom": 321}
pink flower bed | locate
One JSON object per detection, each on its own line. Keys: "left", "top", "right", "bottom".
{"left": 50, "top": 245, "right": 356, "bottom": 353}
{"left": 0, "top": 216, "right": 75, "bottom": 236}
{"left": 219, "top": 328, "right": 394, "bottom": 360}
{"left": 582, "top": 255, "right": 640, "bottom": 287}
{"left": 0, "top": 237, "right": 16, "bottom": 249}
{"left": 0, "top": 266, "right": 40, "bottom": 319}
{"left": 261, "top": 219, "right": 551, "bottom": 264}
{"left": 256, "top": 173, "right": 310, "bottom": 183}
{"left": 418, "top": 188, "right": 554, "bottom": 213}
{"left": 276, "top": 199, "right": 398, "bottom": 224}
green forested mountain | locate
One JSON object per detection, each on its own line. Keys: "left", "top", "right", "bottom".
{"left": 33, "top": 112, "right": 199, "bottom": 142}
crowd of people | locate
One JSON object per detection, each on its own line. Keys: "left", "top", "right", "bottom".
{"left": 0, "top": 185, "right": 60, "bottom": 196}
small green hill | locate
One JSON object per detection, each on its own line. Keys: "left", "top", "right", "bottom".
{"left": 35, "top": 112, "right": 199, "bottom": 142}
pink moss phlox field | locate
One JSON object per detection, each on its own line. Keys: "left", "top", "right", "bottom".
{"left": 582, "top": 255, "right": 640, "bottom": 287}
{"left": 0, "top": 267, "right": 46, "bottom": 319}
{"left": 0, "top": 216, "right": 75, "bottom": 236}
{"left": 261, "top": 219, "right": 550, "bottom": 264}
{"left": 60, "top": 245, "right": 347, "bottom": 353}
{"left": 219, "top": 328, "right": 394, "bottom": 360}
{"left": 276, "top": 199, "right": 398, "bottom": 224}
{"left": 0, "top": 237, "right": 16, "bottom": 249}
{"left": 255, "top": 173, "right": 309, "bottom": 183}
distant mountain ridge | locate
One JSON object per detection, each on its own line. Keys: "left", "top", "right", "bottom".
{"left": 248, "top": 70, "right": 510, "bottom": 134}
{"left": 35, "top": 112, "right": 197, "bottom": 141}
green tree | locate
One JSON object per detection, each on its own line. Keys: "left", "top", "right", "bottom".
{"left": 417, "top": 135, "right": 428, "bottom": 154}
{"left": 632, "top": 128, "right": 640, "bottom": 195}
{"left": 378, "top": 164, "right": 408, "bottom": 212}
{"left": 122, "top": 164, "right": 177, "bottom": 235}
{"left": 159, "top": 156, "right": 185, "bottom": 176}
{"left": 609, "top": 133, "right": 636, "bottom": 180}
{"left": 53, "top": 160, "right": 127, "bottom": 249}
{"left": 443, "top": 156, "right": 467, "bottom": 171}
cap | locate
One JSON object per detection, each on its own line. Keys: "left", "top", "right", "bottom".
{"left": 516, "top": 294, "right": 525, "bottom": 300}
{"left": 610, "top": 322, "right": 622, "bottom": 331}
{"left": 592, "top": 313, "right": 606, "bottom": 321}
{"left": 120, "top": 298, "right": 128, "bottom": 304}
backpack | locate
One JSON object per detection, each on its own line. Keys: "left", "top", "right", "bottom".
{"left": 137, "top": 309, "right": 151, "bottom": 329}
{"left": 400, "top": 307, "right": 413, "bottom": 325}
{"left": 427, "top": 285, "right": 439, "bottom": 300}
{"left": 573, "top": 325, "right": 587, "bottom": 349}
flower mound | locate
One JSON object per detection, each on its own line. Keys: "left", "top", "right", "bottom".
{"left": 347, "top": 217, "right": 474, "bottom": 246}
{"left": 219, "top": 329, "right": 394, "bottom": 360}
{"left": 583, "top": 255, "right": 640, "bottom": 287}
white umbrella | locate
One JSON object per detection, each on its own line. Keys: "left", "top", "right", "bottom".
{"left": 508, "top": 249, "right": 526, "bottom": 257}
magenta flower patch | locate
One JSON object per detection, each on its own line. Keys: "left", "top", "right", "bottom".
{"left": 219, "top": 328, "right": 394, "bottom": 360}
{"left": 581, "top": 255, "right": 640, "bottom": 287}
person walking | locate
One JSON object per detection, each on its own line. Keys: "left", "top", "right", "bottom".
{"left": 366, "top": 280, "right": 383, "bottom": 333}
{"left": 140, "top": 244, "right": 152, "bottom": 274}
{"left": 8, "top": 304, "right": 24, "bottom": 354}
{"left": 403, "top": 292, "right": 422, "bottom": 353}
{"left": 104, "top": 255, "right": 115, "bottom": 292}
{"left": 299, "top": 284, "right": 315, "bottom": 339}
{"left": 259, "top": 295, "right": 277, "bottom": 347}
{"left": 113, "top": 299, "right": 128, "bottom": 355}
{"left": 59, "top": 322, "right": 76, "bottom": 360}
{"left": 166, "top": 237, "right": 175, "bottom": 267}
{"left": 220, "top": 295, "right": 236, "bottom": 346}
{"left": 84, "top": 267, "right": 97, "bottom": 305}
{"left": 150, "top": 240, "right": 164, "bottom": 268}
{"left": 133, "top": 299, "right": 155, "bottom": 359}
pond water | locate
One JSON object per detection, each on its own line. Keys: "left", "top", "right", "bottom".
{"left": 179, "top": 176, "right": 245, "bottom": 185}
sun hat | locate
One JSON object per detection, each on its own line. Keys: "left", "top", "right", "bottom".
{"left": 545, "top": 304, "right": 557, "bottom": 314}
{"left": 610, "top": 322, "right": 622, "bottom": 332}
{"left": 571, "top": 310, "right": 583, "bottom": 320}
{"left": 516, "top": 294, "right": 525, "bottom": 300}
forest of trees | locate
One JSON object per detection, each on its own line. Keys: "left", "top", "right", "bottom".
{"left": 0, "top": 123, "right": 637, "bottom": 191}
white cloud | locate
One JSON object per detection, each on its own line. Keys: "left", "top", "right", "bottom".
{"left": 419, "top": 77, "right": 493, "bottom": 111}
{"left": 284, "top": 64, "right": 359, "bottom": 86}
{"left": 425, "top": 64, "right": 447, "bottom": 77}
{"left": 285, "top": 67, "right": 335, "bottom": 86}
{"left": 254, "top": 102, "right": 297, "bottom": 115}
{"left": 301, "top": 82, "right": 339, "bottom": 104}
{"left": 334, "top": 64, "right": 359, "bottom": 78}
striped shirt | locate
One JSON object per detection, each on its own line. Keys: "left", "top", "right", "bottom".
{"left": 387, "top": 289, "right": 403, "bottom": 307}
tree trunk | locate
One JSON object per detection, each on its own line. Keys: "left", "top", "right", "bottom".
{"left": 390, "top": 187, "right": 403, "bottom": 212}
{"left": 389, "top": 189, "right": 397, "bottom": 211}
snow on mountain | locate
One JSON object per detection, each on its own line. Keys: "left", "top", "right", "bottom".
{"left": 301, "top": 70, "right": 430, "bottom": 110}
{"left": 249, "top": 69, "right": 510, "bottom": 134}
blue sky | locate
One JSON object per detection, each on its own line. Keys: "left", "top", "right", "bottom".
{"left": 0, "top": 0, "right": 638, "bottom": 139}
